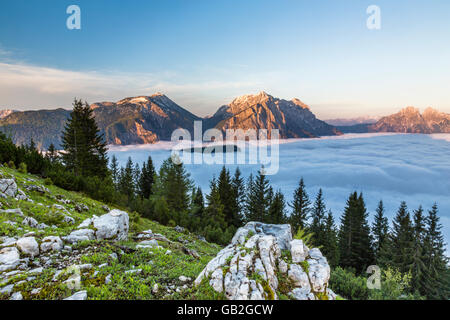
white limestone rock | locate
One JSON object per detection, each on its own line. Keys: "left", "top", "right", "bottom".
{"left": 16, "top": 237, "right": 39, "bottom": 257}
{"left": 40, "top": 236, "right": 63, "bottom": 252}
{"left": 93, "top": 209, "right": 129, "bottom": 241}
{"left": 64, "top": 290, "right": 87, "bottom": 300}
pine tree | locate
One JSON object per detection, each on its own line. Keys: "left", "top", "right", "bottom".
{"left": 267, "top": 190, "right": 287, "bottom": 224}
{"left": 217, "top": 166, "right": 235, "bottom": 227}
{"left": 110, "top": 155, "right": 119, "bottom": 187}
{"left": 289, "top": 178, "right": 311, "bottom": 234}
{"left": 322, "top": 210, "right": 339, "bottom": 268}
{"left": 372, "top": 200, "right": 389, "bottom": 263}
{"left": 410, "top": 205, "right": 427, "bottom": 296}
{"left": 61, "top": 98, "right": 108, "bottom": 178}
{"left": 338, "top": 192, "right": 374, "bottom": 273}
{"left": 422, "top": 204, "right": 449, "bottom": 299}
{"left": 158, "top": 157, "right": 193, "bottom": 216}
{"left": 139, "top": 156, "right": 156, "bottom": 199}
{"left": 118, "top": 157, "right": 135, "bottom": 201}
{"left": 391, "top": 201, "right": 415, "bottom": 274}
{"left": 245, "top": 169, "right": 273, "bottom": 222}
{"left": 203, "top": 178, "right": 227, "bottom": 244}
{"left": 231, "top": 167, "right": 245, "bottom": 227}
{"left": 310, "top": 189, "right": 326, "bottom": 247}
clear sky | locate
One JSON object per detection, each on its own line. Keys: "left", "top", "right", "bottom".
{"left": 0, "top": 0, "right": 449, "bottom": 118}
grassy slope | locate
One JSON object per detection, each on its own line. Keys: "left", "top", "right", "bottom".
{"left": 0, "top": 166, "right": 222, "bottom": 300}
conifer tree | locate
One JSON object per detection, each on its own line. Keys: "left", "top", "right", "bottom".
{"left": 110, "top": 155, "right": 119, "bottom": 187}
{"left": 267, "top": 190, "right": 287, "bottom": 224}
{"left": 289, "top": 178, "right": 311, "bottom": 233}
{"left": 217, "top": 166, "right": 235, "bottom": 226}
{"left": 231, "top": 167, "right": 245, "bottom": 227}
{"left": 422, "top": 204, "right": 449, "bottom": 299}
{"left": 245, "top": 169, "right": 273, "bottom": 222}
{"left": 203, "top": 178, "right": 228, "bottom": 244}
{"left": 158, "top": 157, "right": 193, "bottom": 216}
{"left": 410, "top": 206, "right": 427, "bottom": 296}
{"left": 338, "top": 192, "right": 374, "bottom": 273}
{"left": 372, "top": 200, "right": 389, "bottom": 263}
{"left": 61, "top": 98, "right": 108, "bottom": 178}
{"left": 310, "top": 189, "right": 327, "bottom": 247}
{"left": 118, "top": 157, "right": 135, "bottom": 201}
{"left": 322, "top": 210, "right": 339, "bottom": 268}
{"left": 139, "top": 156, "right": 156, "bottom": 199}
{"left": 391, "top": 201, "right": 415, "bottom": 274}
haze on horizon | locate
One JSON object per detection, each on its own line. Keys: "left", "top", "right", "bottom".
{"left": 0, "top": 0, "right": 449, "bottom": 119}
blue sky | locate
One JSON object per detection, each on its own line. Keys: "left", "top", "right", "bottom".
{"left": 0, "top": 0, "right": 449, "bottom": 118}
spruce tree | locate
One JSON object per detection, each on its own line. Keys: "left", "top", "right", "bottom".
{"left": 338, "top": 192, "right": 374, "bottom": 273}
{"left": 310, "top": 189, "right": 326, "bottom": 247}
{"left": 203, "top": 178, "right": 227, "bottom": 244}
{"left": 110, "top": 155, "right": 119, "bottom": 187}
{"left": 391, "top": 201, "right": 415, "bottom": 274}
{"left": 217, "top": 166, "right": 235, "bottom": 227}
{"left": 61, "top": 98, "right": 108, "bottom": 178}
{"left": 231, "top": 167, "right": 245, "bottom": 227}
{"left": 139, "top": 156, "right": 156, "bottom": 199}
{"left": 289, "top": 178, "right": 311, "bottom": 234}
{"left": 46, "top": 143, "right": 59, "bottom": 163}
{"left": 118, "top": 157, "right": 135, "bottom": 201}
{"left": 244, "top": 169, "right": 273, "bottom": 222}
{"left": 158, "top": 157, "right": 193, "bottom": 217}
{"left": 422, "top": 204, "right": 449, "bottom": 299}
{"left": 410, "top": 206, "right": 427, "bottom": 296}
{"left": 322, "top": 210, "right": 339, "bottom": 267}
{"left": 372, "top": 200, "right": 389, "bottom": 263}
{"left": 267, "top": 190, "right": 287, "bottom": 224}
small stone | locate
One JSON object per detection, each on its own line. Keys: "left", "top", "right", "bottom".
{"left": 10, "top": 292, "right": 23, "bottom": 300}
{"left": 64, "top": 290, "right": 87, "bottom": 300}
{"left": 16, "top": 237, "right": 40, "bottom": 257}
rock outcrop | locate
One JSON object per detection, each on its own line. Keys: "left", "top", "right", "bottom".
{"left": 195, "top": 222, "right": 334, "bottom": 300}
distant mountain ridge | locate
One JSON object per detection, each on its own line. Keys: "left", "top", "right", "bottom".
{"left": 0, "top": 92, "right": 341, "bottom": 149}
{"left": 337, "top": 107, "right": 450, "bottom": 134}
{"left": 1, "top": 95, "right": 448, "bottom": 150}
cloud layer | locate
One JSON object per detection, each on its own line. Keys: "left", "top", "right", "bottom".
{"left": 109, "top": 133, "right": 450, "bottom": 249}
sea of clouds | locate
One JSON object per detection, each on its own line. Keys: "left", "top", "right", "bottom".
{"left": 109, "top": 133, "right": 450, "bottom": 250}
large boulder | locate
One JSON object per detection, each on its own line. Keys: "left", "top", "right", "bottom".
{"left": 0, "top": 179, "right": 18, "bottom": 198}
{"left": 0, "top": 247, "right": 20, "bottom": 272}
{"left": 63, "top": 210, "right": 129, "bottom": 243}
{"left": 16, "top": 237, "right": 39, "bottom": 257}
{"left": 92, "top": 209, "right": 129, "bottom": 241}
{"left": 195, "top": 222, "right": 333, "bottom": 300}
{"left": 231, "top": 222, "right": 292, "bottom": 250}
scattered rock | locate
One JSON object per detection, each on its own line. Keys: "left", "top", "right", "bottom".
{"left": 290, "top": 239, "right": 309, "bottom": 263}
{"left": 10, "top": 291, "right": 23, "bottom": 300}
{"left": 16, "top": 237, "right": 40, "bottom": 257}
{"left": 101, "top": 205, "right": 110, "bottom": 212}
{"left": 64, "top": 290, "right": 87, "bottom": 300}
{"left": 179, "top": 276, "right": 191, "bottom": 283}
{"left": 174, "top": 225, "right": 185, "bottom": 233}
{"left": 0, "top": 284, "right": 14, "bottom": 295}
{"left": 0, "top": 179, "right": 18, "bottom": 197}
{"left": 62, "top": 229, "right": 95, "bottom": 243}
{"left": 75, "top": 203, "right": 89, "bottom": 213}
{"left": 22, "top": 216, "right": 38, "bottom": 228}
{"left": 0, "top": 236, "right": 17, "bottom": 248}
{"left": 136, "top": 239, "right": 159, "bottom": 249}
{"left": 0, "top": 208, "right": 24, "bottom": 217}
{"left": 40, "top": 236, "right": 63, "bottom": 253}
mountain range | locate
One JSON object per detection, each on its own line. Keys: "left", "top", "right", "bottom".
{"left": 0, "top": 93, "right": 449, "bottom": 150}
{"left": 0, "top": 92, "right": 340, "bottom": 149}
{"left": 336, "top": 107, "right": 450, "bottom": 134}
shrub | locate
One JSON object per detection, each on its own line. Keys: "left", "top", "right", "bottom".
{"left": 8, "top": 160, "right": 15, "bottom": 169}
{"left": 18, "top": 162, "right": 27, "bottom": 174}
{"left": 329, "top": 267, "right": 369, "bottom": 300}
{"left": 44, "top": 177, "right": 53, "bottom": 185}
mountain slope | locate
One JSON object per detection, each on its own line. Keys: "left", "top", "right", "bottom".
{"left": 0, "top": 109, "right": 71, "bottom": 149}
{"left": 205, "top": 92, "right": 341, "bottom": 138}
{"left": 91, "top": 93, "right": 201, "bottom": 145}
